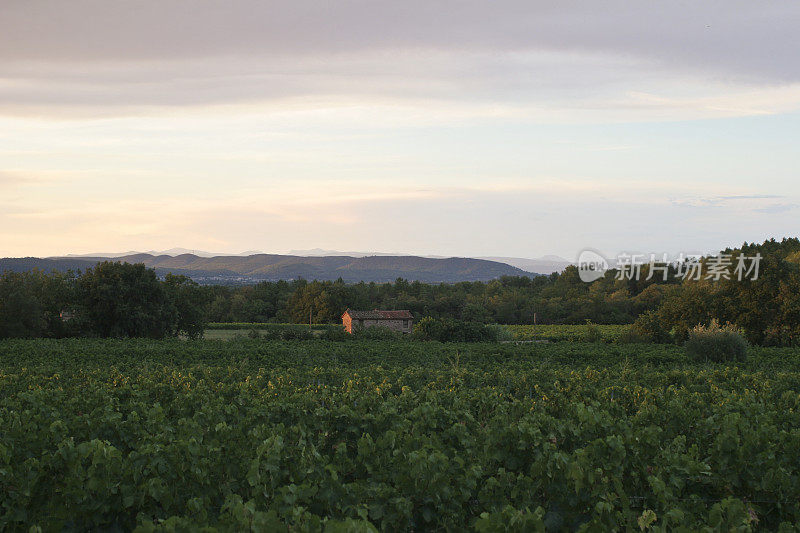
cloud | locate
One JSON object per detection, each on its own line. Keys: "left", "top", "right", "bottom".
{"left": 752, "top": 203, "right": 799, "bottom": 214}
{"left": 0, "top": 170, "right": 44, "bottom": 189}
{"left": 624, "top": 87, "right": 800, "bottom": 118}
{"left": 3, "top": 53, "right": 800, "bottom": 122}
{"left": 670, "top": 195, "right": 791, "bottom": 209}
{"left": 718, "top": 195, "right": 783, "bottom": 200}
{"left": 1, "top": 2, "right": 799, "bottom": 120}
{"left": 2, "top": 1, "right": 798, "bottom": 79}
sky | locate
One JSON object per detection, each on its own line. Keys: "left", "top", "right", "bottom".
{"left": 1, "top": 0, "right": 799, "bottom": 260}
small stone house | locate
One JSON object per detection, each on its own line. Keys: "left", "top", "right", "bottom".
{"left": 342, "top": 309, "right": 414, "bottom": 334}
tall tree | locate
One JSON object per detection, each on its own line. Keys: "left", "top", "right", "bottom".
{"left": 163, "top": 273, "right": 207, "bottom": 339}
{"left": 77, "top": 262, "right": 175, "bottom": 338}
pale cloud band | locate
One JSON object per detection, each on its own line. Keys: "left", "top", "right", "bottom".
{"left": 2, "top": 1, "right": 800, "bottom": 119}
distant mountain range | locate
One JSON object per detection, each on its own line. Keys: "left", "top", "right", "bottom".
{"left": 287, "top": 249, "right": 572, "bottom": 273}
{"left": 0, "top": 253, "right": 548, "bottom": 284}
{"left": 62, "top": 248, "right": 264, "bottom": 259}
{"left": 53, "top": 248, "right": 573, "bottom": 275}
{"left": 264, "top": 250, "right": 572, "bottom": 274}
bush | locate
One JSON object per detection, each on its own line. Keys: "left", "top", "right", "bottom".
{"left": 762, "top": 325, "right": 800, "bottom": 347}
{"left": 585, "top": 322, "right": 603, "bottom": 343}
{"left": 616, "top": 327, "right": 651, "bottom": 344}
{"left": 486, "top": 324, "right": 514, "bottom": 342}
{"left": 352, "top": 326, "right": 403, "bottom": 340}
{"left": 320, "top": 327, "right": 349, "bottom": 341}
{"left": 412, "top": 317, "right": 499, "bottom": 342}
{"left": 628, "top": 310, "right": 673, "bottom": 343}
{"left": 685, "top": 320, "right": 748, "bottom": 363}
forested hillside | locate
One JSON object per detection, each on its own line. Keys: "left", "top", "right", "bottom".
{"left": 0, "top": 253, "right": 531, "bottom": 283}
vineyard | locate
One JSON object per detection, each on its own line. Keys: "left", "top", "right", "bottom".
{"left": 504, "top": 324, "right": 629, "bottom": 343}
{"left": 203, "top": 324, "right": 338, "bottom": 341}
{"left": 1, "top": 339, "right": 799, "bottom": 531}
{"left": 206, "top": 323, "right": 339, "bottom": 332}
{"left": 203, "top": 323, "right": 631, "bottom": 343}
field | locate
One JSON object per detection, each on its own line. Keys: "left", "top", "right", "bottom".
{"left": 1, "top": 339, "right": 799, "bottom": 531}
{"left": 205, "top": 323, "right": 339, "bottom": 332}
{"left": 504, "top": 324, "right": 629, "bottom": 342}
{"left": 204, "top": 323, "right": 338, "bottom": 340}
{"left": 204, "top": 329, "right": 327, "bottom": 341}
{"left": 203, "top": 323, "right": 631, "bottom": 342}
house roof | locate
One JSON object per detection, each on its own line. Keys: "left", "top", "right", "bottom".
{"left": 343, "top": 309, "right": 413, "bottom": 320}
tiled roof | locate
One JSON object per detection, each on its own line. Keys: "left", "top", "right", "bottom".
{"left": 343, "top": 309, "right": 413, "bottom": 320}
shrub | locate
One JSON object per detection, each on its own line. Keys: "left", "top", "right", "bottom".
{"left": 412, "top": 317, "right": 499, "bottom": 342}
{"left": 585, "top": 322, "right": 603, "bottom": 343}
{"left": 412, "top": 317, "right": 445, "bottom": 341}
{"left": 616, "top": 327, "right": 651, "bottom": 344}
{"left": 685, "top": 320, "right": 748, "bottom": 363}
{"left": 487, "top": 324, "right": 514, "bottom": 342}
{"left": 762, "top": 325, "right": 800, "bottom": 347}
{"left": 247, "top": 328, "right": 261, "bottom": 339}
{"left": 628, "top": 310, "right": 673, "bottom": 343}
{"left": 320, "top": 327, "right": 350, "bottom": 341}
{"left": 352, "top": 325, "right": 402, "bottom": 340}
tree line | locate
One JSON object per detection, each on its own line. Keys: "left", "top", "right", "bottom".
{"left": 0, "top": 262, "right": 206, "bottom": 339}
{"left": 630, "top": 238, "right": 800, "bottom": 346}
{"left": 201, "top": 268, "right": 665, "bottom": 326}
{"left": 1, "top": 238, "right": 798, "bottom": 344}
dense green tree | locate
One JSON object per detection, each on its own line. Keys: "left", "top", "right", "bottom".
{"left": 77, "top": 262, "right": 175, "bottom": 338}
{"left": 720, "top": 241, "right": 800, "bottom": 345}
{"left": 163, "top": 274, "right": 207, "bottom": 339}
{"left": 633, "top": 238, "right": 800, "bottom": 345}
{"left": 0, "top": 272, "right": 46, "bottom": 338}
{"left": 0, "top": 270, "right": 74, "bottom": 338}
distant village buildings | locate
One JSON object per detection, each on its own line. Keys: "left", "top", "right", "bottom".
{"left": 342, "top": 309, "right": 414, "bottom": 334}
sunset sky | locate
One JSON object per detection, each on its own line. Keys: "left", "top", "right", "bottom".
{"left": 2, "top": 1, "right": 799, "bottom": 260}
